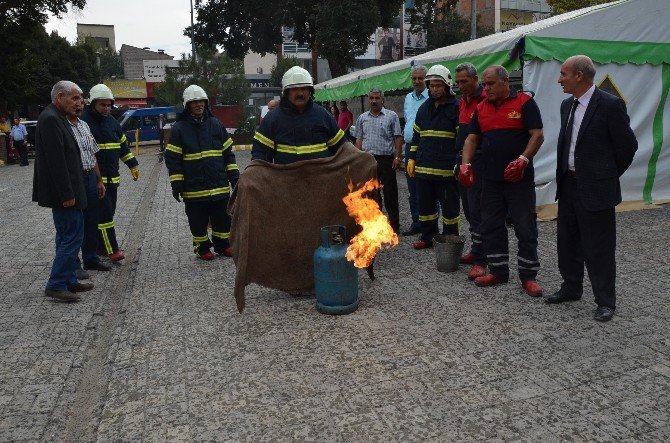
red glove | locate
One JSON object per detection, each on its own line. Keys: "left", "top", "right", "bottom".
{"left": 458, "top": 164, "right": 475, "bottom": 188}
{"left": 503, "top": 156, "right": 528, "bottom": 182}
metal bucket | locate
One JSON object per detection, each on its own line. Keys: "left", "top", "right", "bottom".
{"left": 433, "top": 234, "right": 465, "bottom": 272}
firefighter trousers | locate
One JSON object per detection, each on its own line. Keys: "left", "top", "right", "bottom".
{"left": 184, "top": 198, "right": 231, "bottom": 255}
{"left": 98, "top": 186, "right": 119, "bottom": 254}
{"left": 416, "top": 178, "right": 460, "bottom": 243}
{"left": 480, "top": 178, "right": 539, "bottom": 282}
{"left": 458, "top": 154, "right": 486, "bottom": 265}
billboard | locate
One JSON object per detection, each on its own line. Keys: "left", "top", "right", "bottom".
{"left": 103, "top": 79, "right": 147, "bottom": 99}
{"left": 143, "top": 60, "right": 181, "bottom": 82}
{"left": 376, "top": 27, "right": 400, "bottom": 63}
{"left": 500, "top": 9, "right": 551, "bottom": 31}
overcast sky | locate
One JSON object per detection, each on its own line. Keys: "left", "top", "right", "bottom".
{"left": 46, "top": 0, "right": 196, "bottom": 58}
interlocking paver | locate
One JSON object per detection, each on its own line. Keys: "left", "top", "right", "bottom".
{"left": 1, "top": 148, "right": 669, "bottom": 441}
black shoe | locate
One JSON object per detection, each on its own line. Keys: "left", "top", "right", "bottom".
{"left": 67, "top": 282, "right": 94, "bottom": 293}
{"left": 545, "top": 289, "right": 582, "bottom": 304}
{"left": 74, "top": 268, "right": 90, "bottom": 280}
{"left": 44, "top": 289, "right": 80, "bottom": 302}
{"left": 402, "top": 228, "right": 421, "bottom": 236}
{"left": 84, "top": 262, "right": 111, "bottom": 272}
{"left": 594, "top": 306, "right": 615, "bottom": 322}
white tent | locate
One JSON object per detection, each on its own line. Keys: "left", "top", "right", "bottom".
{"left": 315, "top": 0, "right": 670, "bottom": 205}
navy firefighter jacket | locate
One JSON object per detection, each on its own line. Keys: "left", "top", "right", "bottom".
{"left": 81, "top": 108, "right": 138, "bottom": 187}
{"left": 409, "top": 95, "right": 460, "bottom": 181}
{"left": 468, "top": 89, "right": 543, "bottom": 182}
{"left": 165, "top": 110, "right": 239, "bottom": 202}
{"left": 251, "top": 98, "right": 345, "bottom": 165}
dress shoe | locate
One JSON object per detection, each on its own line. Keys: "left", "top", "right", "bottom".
{"left": 467, "top": 264, "right": 487, "bottom": 280}
{"left": 413, "top": 240, "right": 433, "bottom": 250}
{"left": 522, "top": 280, "right": 543, "bottom": 297}
{"left": 109, "top": 251, "right": 125, "bottom": 262}
{"left": 68, "top": 282, "right": 94, "bottom": 293}
{"left": 474, "top": 273, "right": 508, "bottom": 287}
{"left": 544, "top": 290, "right": 582, "bottom": 304}
{"left": 402, "top": 227, "right": 421, "bottom": 236}
{"left": 460, "top": 252, "right": 474, "bottom": 264}
{"left": 198, "top": 251, "right": 215, "bottom": 261}
{"left": 216, "top": 247, "right": 233, "bottom": 257}
{"left": 594, "top": 306, "right": 615, "bottom": 322}
{"left": 74, "top": 268, "right": 90, "bottom": 280}
{"left": 44, "top": 289, "right": 80, "bottom": 302}
{"left": 84, "top": 262, "right": 111, "bottom": 272}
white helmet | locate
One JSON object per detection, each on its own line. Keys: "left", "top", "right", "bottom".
{"left": 183, "top": 84, "right": 208, "bottom": 108}
{"left": 425, "top": 65, "right": 454, "bottom": 94}
{"left": 281, "top": 66, "right": 314, "bottom": 93}
{"left": 89, "top": 84, "right": 114, "bottom": 102}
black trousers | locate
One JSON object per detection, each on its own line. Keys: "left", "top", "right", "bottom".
{"left": 373, "top": 155, "right": 399, "bottom": 233}
{"left": 557, "top": 174, "right": 616, "bottom": 308}
{"left": 184, "top": 198, "right": 231, "bottom": 255}
{"left": 458, "top": 154, "right": 486, "bottom": 265}
{"left": 416, "top": 178, "right": 460, "bottom": 242}
{"left": 15, "top": 140, "right": 28, "bottom": 165}
{"left": 98, "top": 186, "right": 119, "bottom": 254}
{"left": 480, "top": 179, "right": 539, "bottom": 282}
{"left": 80, "top": 173, "right": 101, "bottom": 266}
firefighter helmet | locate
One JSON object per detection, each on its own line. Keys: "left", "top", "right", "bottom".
{"left": 425, "top": 65, "right": 454, "bottom": 94}
{"left": 182, "top": 85, "right": 208, "bottom": 108}
{"left": 89, "top": 84, "right": 114, "bottom": 102}
{"left": 281, "top": 66, "right": 314, "bottom": 93}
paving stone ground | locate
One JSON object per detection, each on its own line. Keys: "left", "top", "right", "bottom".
{"left": 0, "top": 149, "right": 669, "bottom": 442}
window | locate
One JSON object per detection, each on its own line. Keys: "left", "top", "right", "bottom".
{"left": 142, "top": 115, "right": 159, "bottom": 128}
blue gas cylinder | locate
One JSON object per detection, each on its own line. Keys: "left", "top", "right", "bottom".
{"left": 313, "top": 225, "right": 359, "bottom": 314}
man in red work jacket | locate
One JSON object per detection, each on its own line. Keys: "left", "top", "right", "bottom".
{"left": 459, "top": 65, "right": 545, "bottom": 298}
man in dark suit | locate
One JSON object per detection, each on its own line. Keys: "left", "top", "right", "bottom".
{"left": 546, "top": 55, "right": 637, "bottom": 321}
{"left": 33, "top": 81, "right": 95, "bottom": 302}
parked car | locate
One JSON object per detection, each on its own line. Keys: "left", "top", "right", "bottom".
{"left": 119, "top": 107, "right": 180, "bottom": 143}
{"left": 22, "top": 120, "right": 37, "bottom": 158}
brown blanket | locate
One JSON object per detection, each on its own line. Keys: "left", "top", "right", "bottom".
{"left": 228, "top": 143, "right": 378, "bottom": 312}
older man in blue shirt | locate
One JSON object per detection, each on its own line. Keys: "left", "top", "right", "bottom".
{"left": 10, "top": 117, "right": 29, "bottom": 166}
{"left": 402, "top": 65, "right": 429, "bottom": 236}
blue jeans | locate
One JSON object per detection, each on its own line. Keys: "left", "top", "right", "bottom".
{"left": 47, "top": 208, "right": 84, "bottom": 291}
{"left": 79, "top": 173, "right": 101, "bottom": 267}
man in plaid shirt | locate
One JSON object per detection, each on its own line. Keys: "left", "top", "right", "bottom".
{"left": 67, "top": 99, "right": 110, "bottom": 277}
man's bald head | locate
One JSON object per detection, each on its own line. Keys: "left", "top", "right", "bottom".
{"left": 559, "top": 55, "right": 596, "bottom": 97}
{"left": 564, "top": 55, "right": 596, "bottom": 82}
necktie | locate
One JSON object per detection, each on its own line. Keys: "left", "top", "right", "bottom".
{"left": 562, "top": 98, "right": 579, "bottom": 173}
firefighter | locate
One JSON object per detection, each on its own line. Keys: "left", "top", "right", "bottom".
{"left": 454, "top": 62, "right": 487, "bottom": 280}
{"left": 407, "top": 64, "right": 460, "bottom": 249}
{"left": 81, "top": 84, "right": 139, "bottom": 262}
{"left": 459, "top": 65, "right": 544, "bottom": 297}
{"left": 251, "top": 66, "right": 346, "bottom": 164}
{"left": 165, "top": 85, "right": 239, "bottom": 260}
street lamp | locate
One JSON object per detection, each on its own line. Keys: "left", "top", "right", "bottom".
{"left": 190, "top": 0, "right": 200, "bottom": 61}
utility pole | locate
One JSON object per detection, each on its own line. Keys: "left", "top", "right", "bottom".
{"left": 190, "top": 0, "right": 198, "bottom": 61}
{"left": 470, "top": 0, "right": 477, "bottom": 40}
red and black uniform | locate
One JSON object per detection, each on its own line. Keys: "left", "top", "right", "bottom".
{"left": 468, "top": 89, "right": 543, "bottom": 282}
{"left": 457, "top": 85, "right": 486, "bottom": 266}
{"left": 409, "top": 96, "right": 461, "bottom": 242}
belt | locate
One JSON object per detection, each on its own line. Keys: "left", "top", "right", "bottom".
{"left": 82, "top": 169, "right": 94, "bottom": 176}
{"left": 565, "top": 170, "right": 576, "bottom": 177}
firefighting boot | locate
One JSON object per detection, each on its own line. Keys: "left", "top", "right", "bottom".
{"left": 413, "top": 241, "right": 434, "bottom": 250}
{"left": 198, "top": 251, "right": 215, "bottom": 261}
{"left": 460, "top": 252, "right": 475, "bottom": 264}
{"left": 217, "top": 247, "right": 233, "bottom": 257}
{"left": 467, "top": 264, "right": 487, "bottom": 281}
{"left": 474, "top": 273, "right": 508, "bottom": 287}
{"left": 109, "top": 251, "right": 125, "bottom": 262}
{"left": 522, "top": 280, "right": 543, "bottom": 297}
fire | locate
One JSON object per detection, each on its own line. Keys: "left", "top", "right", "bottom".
{"left": 342, "top": 179, "right": 399, "bottom": 268}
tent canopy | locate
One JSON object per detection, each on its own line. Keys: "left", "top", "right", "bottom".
{"left": 314, "top": 0, "right": 670, "bottom": 102}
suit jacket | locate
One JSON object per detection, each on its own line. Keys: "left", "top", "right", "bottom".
{"left": 555, "top": 87, "right": 637, "bottom": 211}
{"left": 32, "top": 103, "right": 86, "bottom": 210}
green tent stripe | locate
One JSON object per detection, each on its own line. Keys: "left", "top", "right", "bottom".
{"left": 524, "top": 36, "right": 670, "bottom": 66}
{"left": 643, "top": 63, "right": 670, "bottom": 204}
{"left": 315, "top": 50, "right": 518, "bottom": 101}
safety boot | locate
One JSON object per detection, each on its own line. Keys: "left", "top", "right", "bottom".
{"left": 522, "top": 280, "right": 543, "bottom": 297}
{"left": 109, "top": 251, "right": 125, "bottom": 262}
{"left": 467, "top": 264, "right": 487, "bottom": 281}
{"left": 460, "top": 252, "right": 474, "bottom": 264}
{"left": 413, "top": 241, "right": 433, "bottom": 250}
{"left": 198, "top": 251, "right": 215, "bottom": 261}
{"left": 474, "top": 273, "right": 508, "bottom": 287}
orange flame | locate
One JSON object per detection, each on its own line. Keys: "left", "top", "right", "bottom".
{"left": 342, "top": 179, "right": 399, "bottom": 268}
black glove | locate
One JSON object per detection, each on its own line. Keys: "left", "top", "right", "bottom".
{"left": 172, "top": 190, "right": 181, "bottom": 202}
{"left": 230, "top": 178, "right": 238, "bottom": 192}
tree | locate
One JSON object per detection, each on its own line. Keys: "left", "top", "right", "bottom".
{"left": 0, "top": 1, "right": 87, "bottom": 111}
{"left": 546, "top": 0, "right": 616, "bottom": 14}
{"left": 407, "top": 0, "right": 493, "bottom": 51}
{"left": 269, "top": 56, "right": 303, "bottom": 87}
{"left": 187, "top": 0, "right": 405, "bottom": 79}
{"left": 153, "top": 48, "right": 250, "bottom": 108}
